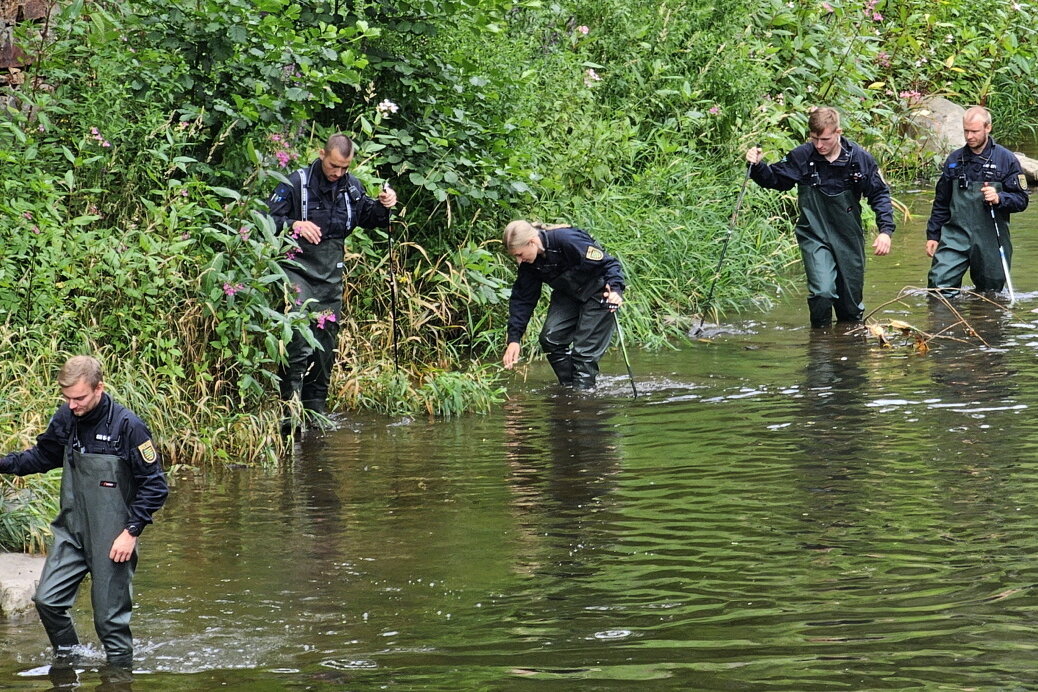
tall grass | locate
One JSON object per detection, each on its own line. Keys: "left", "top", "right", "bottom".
{"left": 0, "top": 333, "right": 63, "bottom": 553}
{"left": 528, "top": 151, "right": 800, "bottom": 347}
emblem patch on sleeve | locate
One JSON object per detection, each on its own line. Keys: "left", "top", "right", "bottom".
{"left": 1018, "top": 174, "right": 1028, "bottom": 191}
{"left": 585, "top": 246, "right": 604, "bottom": 261}
{"left": 138, "top": 440, "right": 158, "bottom": 464}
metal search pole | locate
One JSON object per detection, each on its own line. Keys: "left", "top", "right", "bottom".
{"left": 694, "top": 147, "right": 757, "bottom": 336}
{"left": 984, "top": 181, "right": 1016, "bottom": 306}
{"left": 384, "top": 182, "right": 400, "bottom": 371}
{"left": 612, "top": 309, "right": 638, "bottom": 398}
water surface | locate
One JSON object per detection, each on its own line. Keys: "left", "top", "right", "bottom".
{"left": 3, "top": 184, "right": 1038, "bottom": 690}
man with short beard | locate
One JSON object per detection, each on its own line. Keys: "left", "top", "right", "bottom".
{"left": 267, "top": 133, "right": 397, "bottom": 419}
{"left": 925, "top": 105, "right": 1029, "bottom": 294}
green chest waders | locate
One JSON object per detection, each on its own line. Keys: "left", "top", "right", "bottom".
{"left": 34, "top": 444, "right": 137, "bottom": 666}
{"left": 796, "top": 184, "right": 866, "bottom": 327}
{"left": 539, "top": 268, "right": 614, "bottom": 389}
{"left": 279, "top": 164, "right": 353, "bottom": 411}
{"left": 928, "top": 182, "right": 1011, "bottom": 292}
{"left": 281, "top": 239, "right": 346, "bottom": 411}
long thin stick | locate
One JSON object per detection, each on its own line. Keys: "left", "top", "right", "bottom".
{"left": 985, "top": 184, "right": 1015, "bottom": 306}
{"left": 385, "top": 183, "right": 400, "bottom": 371}
{"left": 695, "top": 155, "right": 754, "bottom": 336}
{"left": 613, "top": 311, "right": 638, "bottom": 398}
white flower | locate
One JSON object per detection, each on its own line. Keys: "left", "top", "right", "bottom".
{"left": 376, "top": 99, "right": 399, "bottom": 116}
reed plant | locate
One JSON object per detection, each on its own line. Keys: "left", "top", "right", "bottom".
{"left": 0, "top": 332, "right": 63, "bottom": 552}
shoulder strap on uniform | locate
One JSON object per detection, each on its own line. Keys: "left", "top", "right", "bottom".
{"left": 297, "top": 166, "right": 309, "bottom": 221}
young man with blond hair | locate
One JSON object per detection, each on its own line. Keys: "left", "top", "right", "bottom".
{"left": 0, "top": 355, "right": 168, "bottom": 672}
{"left": 746, "top": 106, "right": 895, "bottom": 327}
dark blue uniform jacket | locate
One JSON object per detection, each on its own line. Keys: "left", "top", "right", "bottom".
{"left": 925, "top": 137, "right": 1029, "bottom": 242}
{"left": 507, "top": 227, "right": 625, "bottom": 344}
{"left": 750, "top": 137, "right": 896, "bottom": 235}
{"left": 266, "top": 159, "right": 390, "bottom": 238}
{"left": 0, "top": 393, "right": 168, "bottom": 536}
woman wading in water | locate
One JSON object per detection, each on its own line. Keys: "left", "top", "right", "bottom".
{"left": 501, "top": 220, "right": 625, "bottom": 389}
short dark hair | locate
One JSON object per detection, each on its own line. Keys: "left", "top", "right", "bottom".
{"left": 325, "top": 133, "right": 355, "bottom": 158}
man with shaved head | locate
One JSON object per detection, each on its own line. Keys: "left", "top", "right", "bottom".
{"left": 925, "top": 106, "right": 1029, "bottom": 294}
{"left": 267, "top": 133, "right": 397, "bottom": 425}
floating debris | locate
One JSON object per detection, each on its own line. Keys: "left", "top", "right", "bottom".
{"left": 851, "top": 287, "right": 1011, "bottom": 351}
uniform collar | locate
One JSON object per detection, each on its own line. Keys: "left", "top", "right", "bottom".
{"left": 538, "top": 228, "right": 552, "bottom": 253}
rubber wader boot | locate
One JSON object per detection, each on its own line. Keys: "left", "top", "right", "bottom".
{"left": 281, "top": 237, "right": 346, "bottom": 416}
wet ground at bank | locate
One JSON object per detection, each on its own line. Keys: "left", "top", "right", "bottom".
{"left": 4, "top": 190, "right": 1038, "bottom": 689}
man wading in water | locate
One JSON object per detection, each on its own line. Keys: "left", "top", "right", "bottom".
{"left": 925, "top": 105, "right": 1029, "bottom": 295}
{"left": 267, "top": 133, "right": 397, "bottom": 427}
{"left": 0, "top": 356, "right": 168, "bottom": 677}
{"left": 746, "top": 106, "right": 896, "bottom": 328}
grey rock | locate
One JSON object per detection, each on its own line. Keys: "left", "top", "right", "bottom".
{"left": 0, "top": 553, "right": 44, "bottom": 618}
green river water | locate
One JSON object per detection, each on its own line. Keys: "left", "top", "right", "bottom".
{"left": 4, "top": 178, "right": 1038, "bottom": 690}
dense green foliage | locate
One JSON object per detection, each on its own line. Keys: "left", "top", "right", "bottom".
{"left": 0, "top": 0, "right": 1036, "bottom": 520}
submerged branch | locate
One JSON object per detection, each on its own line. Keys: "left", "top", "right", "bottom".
{"left": 852, "top": 286, "right": 1014, "bottom": 351}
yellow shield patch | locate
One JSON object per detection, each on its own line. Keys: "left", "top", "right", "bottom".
{"left": 1019, "top": 174, "right": 1029, "bottom": 191}
{"left": 138, "top": 439, "right": 158, "bottom": 464}
{"left": 585, "top": 246, "right": 604, "bottom": 261}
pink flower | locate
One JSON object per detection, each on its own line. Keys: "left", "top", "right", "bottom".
{"left": 238, "top": 226, "right": 251, "bottom": 241}
{"left": 576, "top": 25, "right": 589, "bottom": 34}
{"left": 275, "top": 150, "right": 291, "bottom": 167}
{"left": 22, "top": 211, "right": 33, "bottom": 220}
{"left": 708, "top": 106, "right": 720, "bottom": 115}
{"left": 223, "top": 282, "right": 246, "bottom": 296}
{"left": 315, "top": 311, "right": 337, "bottom": 329}
{"left": 822, "top": 1, "right": 833, "bottom": 11}
{"left": 89, "top": 127, "right": 110, "bottom": 147}
{"left": 31, "top": 225, "right": 40, "bottom": 234}
{"left": 180, "top": 189, "right": 189, "bottom": 197}
{"left": 285, "top": 248, "right": 300, "bottom": 260}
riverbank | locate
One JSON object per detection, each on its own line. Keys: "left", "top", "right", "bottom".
{"left": 0, "top": 553, "right": 43, "bottom": 618}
